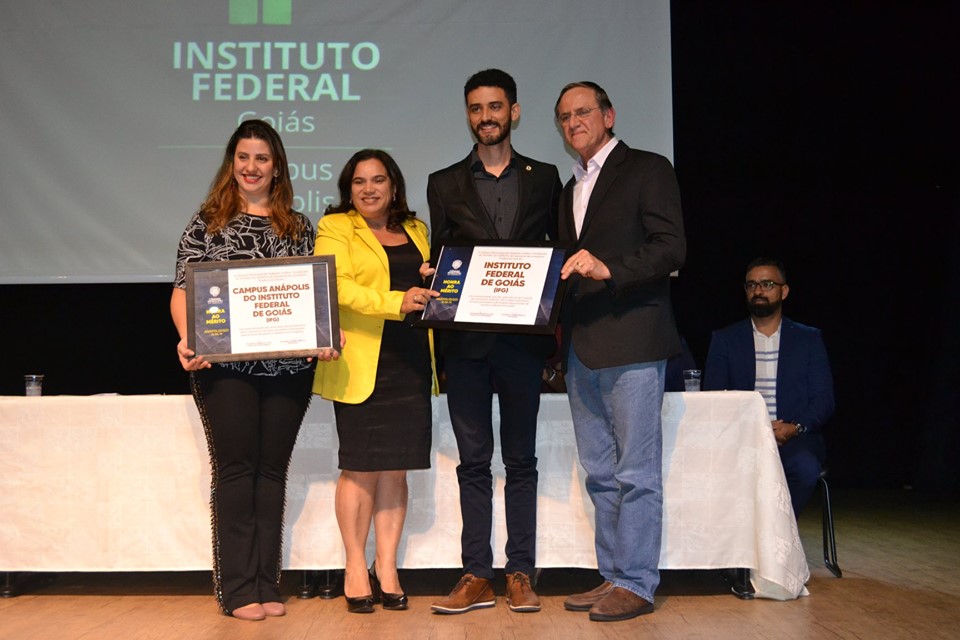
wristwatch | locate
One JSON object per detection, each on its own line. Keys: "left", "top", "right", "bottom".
{"left": 793, "top": 422, "right": 807, "bottom": 435}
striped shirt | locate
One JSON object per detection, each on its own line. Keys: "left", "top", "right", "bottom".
{"left": 753, "top": 320, "right": 782, "bottom": 419}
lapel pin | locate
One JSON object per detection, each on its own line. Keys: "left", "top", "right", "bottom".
{"left": 525, "top": 165, "right": 532, "bottom": 172}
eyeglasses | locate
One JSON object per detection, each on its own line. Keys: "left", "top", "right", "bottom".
{"left": 557, "top": 106, "right": 600, "bottom": 125}
{"left": 744, "top": 280, "right": 785, "bottom": 291}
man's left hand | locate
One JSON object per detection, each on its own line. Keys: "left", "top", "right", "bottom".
{"left": 772, "top": 419, "right": 799, "bottom": 446}
{"left": 561, "top": 249, "right": 611, "bottom": 281}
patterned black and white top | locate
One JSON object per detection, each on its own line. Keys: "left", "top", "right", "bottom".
{"left": 175, "top": 210, "right": 316, "bottom": 376}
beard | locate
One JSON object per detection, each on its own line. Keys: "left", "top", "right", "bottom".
{"left": 473, "top": 119, "right": 512, "bottom": 146}
{"left": 749, "top": 297, "right": 781, "bottom": 318}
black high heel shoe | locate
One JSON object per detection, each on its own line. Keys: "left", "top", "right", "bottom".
{"left": 344, "top": 594, "right": 376, "bottom": 614}
{"left": 344, "top": 571, "right": 377, "bottom": 613}
{"left": 369, "top": 565, "right": 408, "bottom": 611}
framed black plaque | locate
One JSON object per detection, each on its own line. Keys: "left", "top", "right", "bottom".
{"left": 185, "top": 255, "right": 339, "bottom": 363}
{"left": 415, "top": 241, "right": 566, "bottom": 334}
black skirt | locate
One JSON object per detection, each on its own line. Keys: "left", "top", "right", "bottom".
{"left": 334, "top": 239, "right": 432, "bottom": 471}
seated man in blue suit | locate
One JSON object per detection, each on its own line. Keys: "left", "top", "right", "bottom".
{"left": 703, "top": 258, "right": 834, "bottom": 517}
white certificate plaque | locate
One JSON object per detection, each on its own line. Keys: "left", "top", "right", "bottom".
{"left": 416, "top": 242, "right": 565, "bottom": 334}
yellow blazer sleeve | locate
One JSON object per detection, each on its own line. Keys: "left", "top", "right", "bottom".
{"left": 312, "top": 213, "right": 435, "bottom": 403}
{"left": 316, "top": 213, "right": 406, "bottom": 321}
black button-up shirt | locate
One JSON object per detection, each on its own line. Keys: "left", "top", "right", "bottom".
{"left": 470, "top": 148, "right": 519, "bottom": 239}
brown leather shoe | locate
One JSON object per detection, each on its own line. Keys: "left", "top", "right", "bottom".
{"left": 563, "top": 581, "right": 613, "bottom": 611}
{"left": 589, "top": 587, "right": 654, "bottom": 622}
{"left": 431, "top": 573, "right": 495, "bottom": 614}
{"left": 505, "top": 572, "right": 541, "bottom": 613}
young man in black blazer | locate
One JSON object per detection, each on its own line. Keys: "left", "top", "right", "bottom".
{"left": 428, "top": 69, "right": 561, "bottom": 615}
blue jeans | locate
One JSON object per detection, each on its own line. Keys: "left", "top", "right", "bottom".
{"left": 566, "top": 350, "right": 665, "bottom": 602}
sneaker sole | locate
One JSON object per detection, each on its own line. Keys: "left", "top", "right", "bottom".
{"left": 431, "top": 599, "right": 496, "bottom": 614}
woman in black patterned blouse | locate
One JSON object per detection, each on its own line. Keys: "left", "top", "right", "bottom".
{"left": 171, "top": 119, "right": 337, "bottom": 621}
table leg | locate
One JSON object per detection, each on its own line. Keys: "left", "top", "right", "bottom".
{"left": 1, "top": 572, "right": 16, "bottom": 598}
{"left": 730, "top": 568, "right": 755, "bottom": 600}
{"left": 317, "top": 569, "right": 341, "bottom": 599}
{"left": 297, "top": 570, "right": 317, "bottom": 599}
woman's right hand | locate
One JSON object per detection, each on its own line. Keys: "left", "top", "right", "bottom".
{"left": 400, "top": 286, "right": 440, "bottom": 314}
{"left": 176, "top": 337, "right": 211, "bottom": 371}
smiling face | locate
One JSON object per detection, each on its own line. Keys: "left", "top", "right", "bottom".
{"left": 466, "top": 86, "right": 519, "bottom": 147}
{"left": 350, "top": 158, "right": 394, "bottom": 221}
{"left": 232, "top": 137, "right": 276, "bottom": 206}
{"left": 556, "top": 86, "right": 616, "bottom": 164}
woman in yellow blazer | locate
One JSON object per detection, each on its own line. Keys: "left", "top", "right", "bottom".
{"left": 313, "top": 149, "right": 439, "bottom": 613}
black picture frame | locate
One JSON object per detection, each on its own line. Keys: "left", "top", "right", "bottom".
{"left": 415, "top": 241, "right": 567, "bottom": 335}
{"left": 185, "top": 255, "right": 339, "bottom": 362}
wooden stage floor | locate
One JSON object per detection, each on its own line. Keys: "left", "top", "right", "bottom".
{"left": 2, "top": 488, "right": 958, "bottom": 640}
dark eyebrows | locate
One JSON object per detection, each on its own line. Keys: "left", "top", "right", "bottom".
{"left": 468, "top": 101, "right": 504, "bottom": 110}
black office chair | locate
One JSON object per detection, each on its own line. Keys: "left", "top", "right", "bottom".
{"left": 818, "top": 469, "right": 842, "bottom": 577}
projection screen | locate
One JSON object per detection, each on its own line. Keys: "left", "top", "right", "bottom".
{"left": 0, "top": 0, "right": 674, "bottom": 283}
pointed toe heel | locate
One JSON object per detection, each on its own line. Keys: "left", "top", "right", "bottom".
{"left": 345, "top": 595, "right": 376, "bottom": 613}
{"left": 370, "top": 564, "right": 407, "bottom": 610}
{"left": 381, "top": 592, "right": 409, "bottom": 610}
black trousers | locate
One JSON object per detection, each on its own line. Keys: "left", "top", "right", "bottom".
{"left": 443, "top": 338, "right": 543, "bottom": 578}
{"left": 191, "top": 366, "right": 314, "bottom": 614}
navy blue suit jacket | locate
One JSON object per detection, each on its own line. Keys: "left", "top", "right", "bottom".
{"left": 703, "top": 317, "right": 835, "bottom": 433}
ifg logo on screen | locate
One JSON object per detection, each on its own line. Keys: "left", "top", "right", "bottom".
{"left": 229, "top": 0, "right": 291, "bottom": 25}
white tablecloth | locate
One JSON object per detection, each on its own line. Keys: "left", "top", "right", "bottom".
{"left": 0, "top": 391, "right": 808, "bottom": 599}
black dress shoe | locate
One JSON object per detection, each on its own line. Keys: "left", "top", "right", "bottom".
{"left": 370, "top": 565, "right": 408, "bottom": 611}
{"left": 345, "top": 594, "right": 376, "bottom": 613}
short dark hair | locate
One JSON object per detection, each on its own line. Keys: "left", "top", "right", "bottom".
{"left": 554, "top": 81, "right": 615, "bottom": 136}
{"left": 464, "top": 68, "right": 517, "bottom": 105}
{"left": 325, "top": 149, "right": 416, "bottom": 230}
{"left": 746, "top": 257, "right": 787, "bottom": 283}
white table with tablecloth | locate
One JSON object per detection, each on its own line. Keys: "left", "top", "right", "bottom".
{"left": 0, "top": 391, "right": 807, "bottom": 599}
